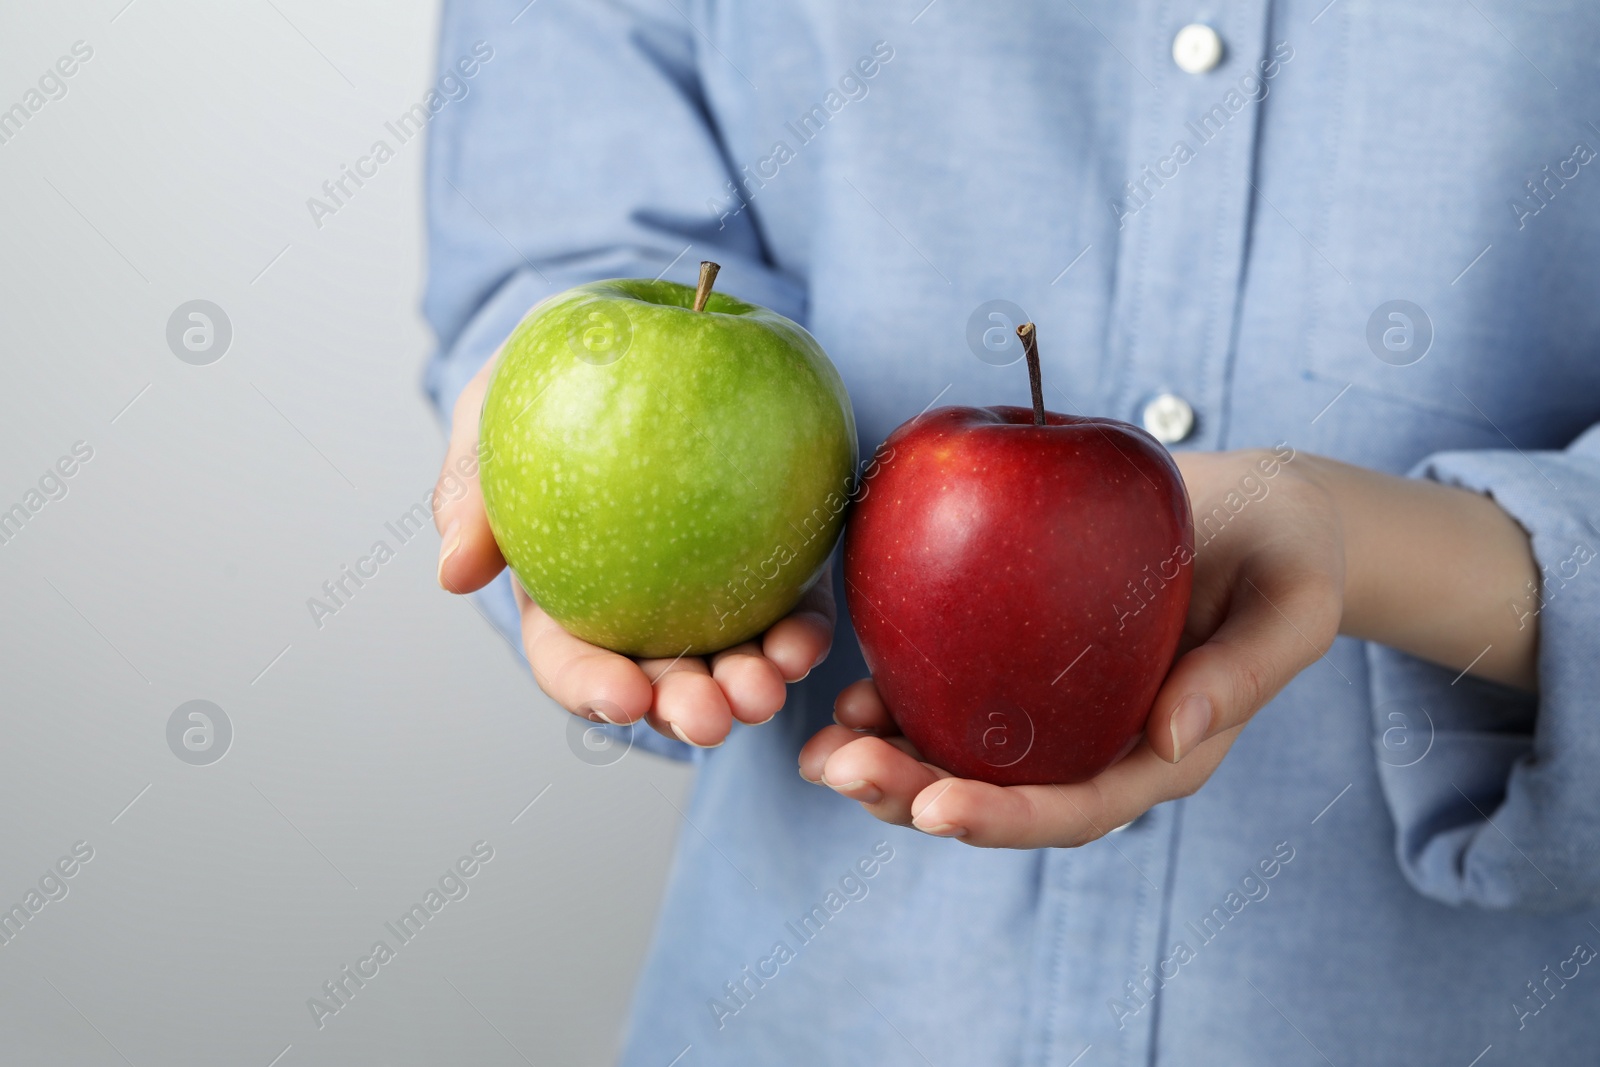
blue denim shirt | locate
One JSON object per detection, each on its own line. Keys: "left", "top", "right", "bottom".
{"left": 423, "top": 2, "right": 1600, "bottom": 1063}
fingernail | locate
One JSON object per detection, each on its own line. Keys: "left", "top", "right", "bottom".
{"left": 670, "top": 722, "right": 722, "bottom": 749}
{"left": 824, "top": 778, "right": 883, "bottom": 805}
{"left": 1169, "top": 693, "right": 1213, "bottom": 763}
{"left": 436, "top": 520, "right": 461, "bottom": 591}
{"left": 587, "top": 707, "right": 621, "bottom": 726}
{"left": 913, "top": 822, "right": 966, "bottom": 838}
{"left": 799, "top": 766, "right": 821, "bottom": 784}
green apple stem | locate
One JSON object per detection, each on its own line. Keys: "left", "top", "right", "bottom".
{"left": 1017, "top": 322, "right": 1046, "bottom": 426}
{"left": 693, "top": 260, "right": 722, "bottom": 312}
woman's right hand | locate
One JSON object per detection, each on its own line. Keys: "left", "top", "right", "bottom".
{"left": 432, "top": 356, "right": 835, "bottom": 748}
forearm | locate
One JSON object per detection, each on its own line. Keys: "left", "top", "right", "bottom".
{"left": 1302, "top": 455, "right": 1539, "bottom": 690}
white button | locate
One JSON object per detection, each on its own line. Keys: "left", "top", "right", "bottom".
{"left": 1141, "top": 393, "right": 1195, "bottom": 444}
{"left": 1172, "top": 23, "right": 1224, "bottom": 74}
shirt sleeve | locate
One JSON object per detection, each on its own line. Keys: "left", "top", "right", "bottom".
{"left": 1367, "top": 422, "right": 1600, "bottom": 913}
{"left": 421, "top": 0, "right": 805, "bottom": 763}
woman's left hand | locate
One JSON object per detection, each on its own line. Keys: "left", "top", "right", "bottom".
{"left": 797, "top": 448, "right": 1347, "bottom": 848}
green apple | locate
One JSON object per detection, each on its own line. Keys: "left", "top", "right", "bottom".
{"left": 478, "top": 264, "right": 858, "bottom": 658}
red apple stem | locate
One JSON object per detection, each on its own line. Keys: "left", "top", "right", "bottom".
{"left": 1017, "top": 322, "right": 1045, "bottom": 426}
{"left": 693, "top": 260, "right": 721, "bottom": 312}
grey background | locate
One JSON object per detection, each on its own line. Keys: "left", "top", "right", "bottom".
{"left": 0, "top": 3, "right": 691, "bottom": 1064}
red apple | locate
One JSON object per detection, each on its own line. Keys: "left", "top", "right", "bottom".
{"left": 843, "top": 323, "right": 1193, "bottom": 785}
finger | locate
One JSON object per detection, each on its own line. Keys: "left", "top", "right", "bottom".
{"left": 762, "top": 574, "right": 836, "bottom": 682}
{"left": 831, "top": 678, "right": 899, "bottom": 735}
{"left": 639, "top": 654, "right": 731, "bottom": 748}
{"left": 518, "top": 594, "right": 654, "bottom": 724}
{"left": 635, "top": 652, "right": 710, "bottom": 684}
{"left": 709, "top": 643, "right": 787, "bottom": 725}
{"left": 798, "top": 725, "right": 924, "bottom": 783}
{"left": 817, "top": 733, "right": 947, "bottom": 825}
{"left": 435, "top": 356, "right": 506, "bottom": 595}
{"left": 909, "top": 729, "right": 1240, "bottom": 848}
{"left": 798, "top": 723, "right": 864, "bottom": 783}
{"left": 1146, "top": 565, "right": 1341, "bottom": 763}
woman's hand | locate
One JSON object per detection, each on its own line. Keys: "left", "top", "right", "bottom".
{"left": 433, "top": 356, "right": 834, "bottom": 747}
{"left": 798, "top": 448, "right": 1347, "bottom": 847}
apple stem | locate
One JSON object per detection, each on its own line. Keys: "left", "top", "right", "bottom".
{"left": 1017, "top": 322, "right": 1046, "bottom": 426}
{"left": 693, "top": 260, "right": 721, "bottom": 312}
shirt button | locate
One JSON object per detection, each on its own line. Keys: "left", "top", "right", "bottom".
{"left": 1141, "top": 393, "right": 1195, "bottom": 444}
{"left": 1172, "top": 23, "right": 1224, "bottom": 74}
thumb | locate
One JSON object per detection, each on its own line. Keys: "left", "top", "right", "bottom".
{"left": 1144, "top": 571, "right": 1340, "bottom": 763}
{"left": 434, "top": 355, "right": 506, "bottom": 594}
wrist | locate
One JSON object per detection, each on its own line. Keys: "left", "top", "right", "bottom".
{"left": 1287, "top": 454, "right": 1365, "bottom": 636}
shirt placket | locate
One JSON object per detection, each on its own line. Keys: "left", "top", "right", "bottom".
{"left": 1026, "top": 2, "right": 1272, "bottom": 1065}
{"left": 1103, "top": 0, "right": 1273, "bottom": 455}
{"left": 1023, "top": 804, "right": 1178, "bottom": 1067}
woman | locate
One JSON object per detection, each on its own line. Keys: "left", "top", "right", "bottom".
{"left": 427, "top": 1, "right": 1600, "bottom": 1062}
